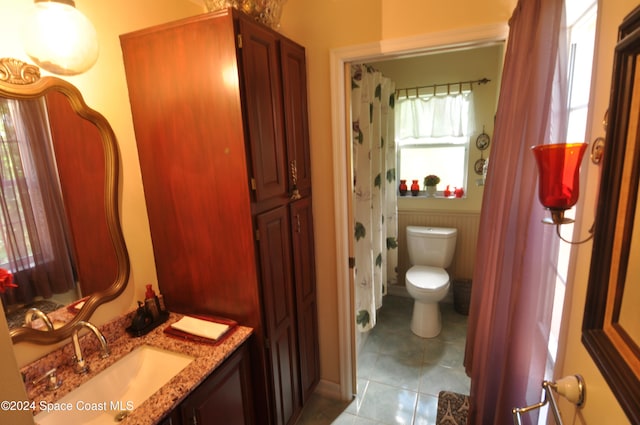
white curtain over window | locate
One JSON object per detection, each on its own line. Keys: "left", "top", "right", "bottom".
{"left": 396, "top": 92, "right": 475, "bottom": 140}
{"left": 351, "top": 64, "right": 398, "bottom": 332}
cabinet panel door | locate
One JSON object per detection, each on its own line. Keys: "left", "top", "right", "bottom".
{"left": 121, "top": 15, "right": 261, "bottom": 325}
{"left": 180, "top": 344, "right": 253, "bottom": 425}
{"left": 280, "top": 39, "right": 312, "bottom": 197}
{"left": 239, "top": 17, "right": 288, "bottom": 205}
{"left": 289, "top": 197, "right": 319, "bottom": 402}
{"left": 256, "top": 206, "right": 301, "bottom": 425}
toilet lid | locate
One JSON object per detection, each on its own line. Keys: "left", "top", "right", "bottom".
{"left": 406, "top": 266, "right": 450, "bottom": 290}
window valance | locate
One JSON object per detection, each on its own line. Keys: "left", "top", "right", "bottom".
{"left": 396, "top": 92, "right": 475, "bottom": 140}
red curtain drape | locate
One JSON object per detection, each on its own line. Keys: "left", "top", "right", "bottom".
{"left": 463, "top": 0, "right": 567, "bottom": 423}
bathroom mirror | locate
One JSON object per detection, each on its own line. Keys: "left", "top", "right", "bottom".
{"left": 582, "top": 6, "right": 640, "bottom": 423}
{"left": 0, "top": 58, "right": 130, "bottom": 344}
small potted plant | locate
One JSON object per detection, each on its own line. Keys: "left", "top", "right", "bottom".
{"left": 423, "top": 174, "right": 440, "bottom": 197}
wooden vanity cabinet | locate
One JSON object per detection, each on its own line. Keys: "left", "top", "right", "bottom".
{"left": 158, "top": 342, "right": 253, "bottom": 425}
{"left": 121, "top": 8, "right": 318, "bottom": 425}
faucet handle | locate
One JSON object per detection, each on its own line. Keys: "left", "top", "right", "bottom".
{"left": 33, "top": 368, "right": 62, "bottom": 391}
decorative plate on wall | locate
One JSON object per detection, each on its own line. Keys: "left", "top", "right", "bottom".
{"left": 476, "top": 132, "right": 490, "bottom": 150}
{"left": 474, "top": 158, "right": 486, "bottom": 175}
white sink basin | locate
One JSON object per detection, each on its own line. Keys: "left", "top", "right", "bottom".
{"left": 34, "top": 345, "right": 194, "bottom": 425}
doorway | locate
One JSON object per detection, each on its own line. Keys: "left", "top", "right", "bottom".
{"left": 329, "top": 24, "right": 509, "bottom": 400}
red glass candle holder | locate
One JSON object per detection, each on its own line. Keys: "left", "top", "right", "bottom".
{"left": 531, "top": 142, "right": 587, "bottom": 224}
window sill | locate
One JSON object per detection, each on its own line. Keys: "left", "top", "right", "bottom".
{"left": 398, "top": 192, "right": 464, "bottom": 199}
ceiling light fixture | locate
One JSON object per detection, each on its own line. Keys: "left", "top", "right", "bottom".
{"left": 22, "top": 0, "right": 99, "bottom": 76}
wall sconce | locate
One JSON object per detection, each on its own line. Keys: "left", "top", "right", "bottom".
{"left": 532, "top": 141, "right": 601, "bottom": 244}
{"left": 532, "top": 142, "right": 588, "bottom": 225}
{"left": 22, "top": 0, "right": 99, "bottom": 76}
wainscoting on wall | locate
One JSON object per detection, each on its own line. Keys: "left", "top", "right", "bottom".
{"left": 394, "top": 210, "right": 480, "bottom": 288}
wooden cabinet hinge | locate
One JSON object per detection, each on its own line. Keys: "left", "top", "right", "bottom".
{"left": 237, "top": 34, "right": 243, "bottom": 48}
{"left": 250, "top": 177, "right": 256, "bottom": 191}
{"left": 255, "top": 229, "right": 260, "bottom": 241}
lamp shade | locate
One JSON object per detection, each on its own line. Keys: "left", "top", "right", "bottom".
{"left": 532, "top": 142, "right": 587, "bottom": 211}
{"left": 22, "top": 0, "right": 99, "bottom": 76}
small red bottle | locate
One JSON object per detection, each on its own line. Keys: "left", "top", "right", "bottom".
{"left": 411, "top": 180, "right": 420, "bottom": 196}
{"left": 399, "top": 180, "right": 408, "bottom": 196}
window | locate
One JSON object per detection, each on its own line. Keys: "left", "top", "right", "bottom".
{"left": 395, "top": 91, "right": 474, "bottom": 193}
{"left": 540, "top": 4, "right": 597, "bottom": 423}
{"left": 0, "top": 98, "right": 77, "bottom": 308}
{"left": 0, "top": 102, "right": 35, "bottom": 268}
{"left": 397, "top": 136, "right": 468, "bottom": 190}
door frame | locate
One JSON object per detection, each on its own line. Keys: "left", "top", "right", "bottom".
{"left": 329, "top": 23, "right": 509, "bottom": 400}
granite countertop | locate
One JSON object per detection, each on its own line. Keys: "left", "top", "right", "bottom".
{"left": 21, "top": 311, "right": 253, "bottom": 425}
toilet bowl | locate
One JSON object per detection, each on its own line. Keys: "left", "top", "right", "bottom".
{"left": 406, "top": 265, "right": 450, "bottom": 337}
{"left": 405, "top": 226, "right": 457, "bottom": 338}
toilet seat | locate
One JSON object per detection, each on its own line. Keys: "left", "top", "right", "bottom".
{"left": 406, "top": 266, "right": 449, "bottom": 291}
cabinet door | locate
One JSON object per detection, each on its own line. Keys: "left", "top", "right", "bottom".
{"left": 180, "top": 343, "right": 253, "bottom": 425}
{"left": 289, "top": 197, "right": 319, "bottom": 402}
{"left": 255, "top": 206, "right": 301, "bottom": 425}
{"left": 280, "top": 39, "right": 312, "bottom": 197}
{"left": 239, "top": 17, "right": 288, "bottom": 208}
{"left": 158, "top": 410, "right": 181, "bottom": 425}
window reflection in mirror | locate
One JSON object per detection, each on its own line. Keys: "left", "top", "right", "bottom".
{"left": 0, "top": 97, "right": 81, "bottom": 331}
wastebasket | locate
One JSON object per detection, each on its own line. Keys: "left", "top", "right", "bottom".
{"left": 453, "top": 278, "right": 472, "bottom": 315}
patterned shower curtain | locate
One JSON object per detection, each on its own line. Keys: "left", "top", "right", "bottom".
{"left": 351, "top": 64, "right": 398, "bottom": 332}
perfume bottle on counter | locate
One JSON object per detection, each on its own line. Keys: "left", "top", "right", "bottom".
{"left": 144, "top": 284, "right": 160, "bottom": 320}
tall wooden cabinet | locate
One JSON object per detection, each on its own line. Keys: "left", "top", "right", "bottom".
{"left": 120, "top": 9, "right": 318, "bottom": 425}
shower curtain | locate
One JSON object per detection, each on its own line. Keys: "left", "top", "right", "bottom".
{"left": 463, "top": 0, "right": 568, "bottom": 423}
{"left": 351, "top": 64, "right": 398, "bottom": 332}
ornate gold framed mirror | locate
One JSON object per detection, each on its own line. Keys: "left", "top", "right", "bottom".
{"left": 582, "top": 6, "right": 640, "bottom": 423}
{"left": 0, "top": 58, "right": 130, "bottom": 344}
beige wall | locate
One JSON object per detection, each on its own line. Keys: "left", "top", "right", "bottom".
{"left": 371, "top": 44, "right": 504, "bottom": 212}
{"left": 278, "top": 0, "right": 516, "bottom": 388}
{"left": 0, "top": 0, "right": 516, "bottom": 405}
{"left": 380, "top": 0, "right": 514, "bottom": 38}
{"left": 6, "top": 1, "right": 631, "bottom": 423}
{"left": 0, "top": 1, "right": 203, "bottom": 421}
{"left": 555, "top": 0, "right": 638, "bottom": 423}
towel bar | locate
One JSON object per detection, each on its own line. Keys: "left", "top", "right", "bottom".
{"left": 512, "top": 375, "right": 585, "bottom": 425}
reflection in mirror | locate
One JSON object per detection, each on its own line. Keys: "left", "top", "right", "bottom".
{"left": 0, "top": 94, "right": 80, "bottom": 330}
{"left": 0, "top": 58, "right": 130, "bottom": 344}
{"left": 582, "top": 7, "right": 640, "bottom": 423}
{"left": 618, "top": 180, "right": 640, "bottom": 344}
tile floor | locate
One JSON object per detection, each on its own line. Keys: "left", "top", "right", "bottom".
{"left": 296, "top": 294, "right": 470, "bottom": 425}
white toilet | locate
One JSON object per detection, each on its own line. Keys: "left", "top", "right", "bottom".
{"left": 405, "top": 226, "right": 457, "bottom": 338}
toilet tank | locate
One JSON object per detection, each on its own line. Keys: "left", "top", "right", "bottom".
{"left": 406, "top": 226, "right": 457, "bottom": 267}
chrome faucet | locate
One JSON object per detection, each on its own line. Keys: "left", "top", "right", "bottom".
{"left": 32, "top": 368, "right": 62, "bottom": 391}
{"left": 24, "top": 307, "right": 54, "bottom": 331}
{"left": 72, "top": 321, "right": 109, "bottom": 374}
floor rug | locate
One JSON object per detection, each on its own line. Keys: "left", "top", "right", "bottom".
{"left": 436, "top": 390, "right": 470, "bottom": 425}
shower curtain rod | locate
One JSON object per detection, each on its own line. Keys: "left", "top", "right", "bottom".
{"left": 395, "top": 77, "right": 491, "bottom": 98}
